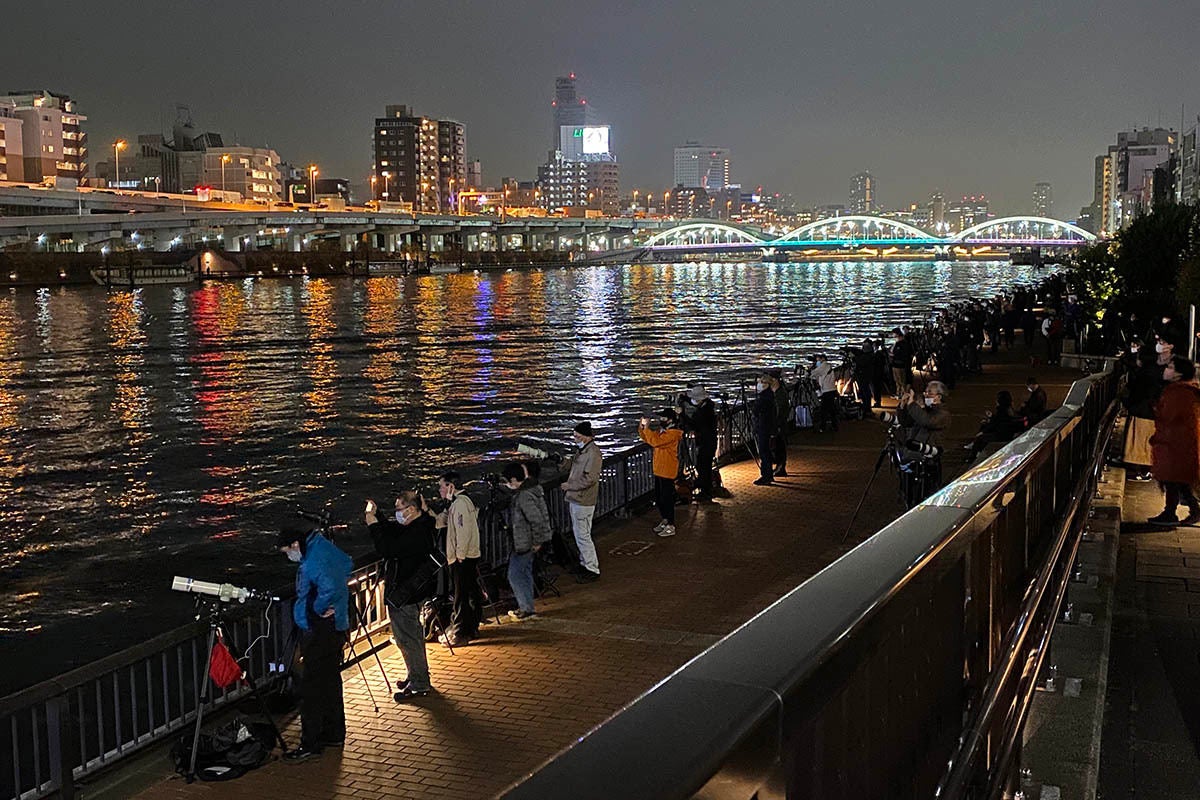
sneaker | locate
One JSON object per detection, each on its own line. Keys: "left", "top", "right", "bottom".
{"left": 1148, "top": 511, "right": 1179, "bottom": 526}
{"left": 774, "top": 469, "right": 788, "bottom": 477}
{"left": 393, "top": 686, "right": 430, "bottom": 702}
{"left": 283, "top": 746, "right": 322, "bottom": 764}
{"left": 1183, "top": 508, "right": 1200, "bottom": 526}
{"left": 657, "top": 524, "right": 676, "bottom": 537}
{"left": 395, "top": 678, "right": 410, "bottom": 692}
{"left": 653, "top": 520, "right": 667, "bottom": 533}
{"left": 575, "top": 570, "right": 600, "bottom": 584}
{"left": 753, "top": 477, "right": 774, "bottom": 486}
{"left": 507, "top": 609, "right": 537, "bottom": 621}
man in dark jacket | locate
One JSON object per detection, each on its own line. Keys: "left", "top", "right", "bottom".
{"left": 681, "top": 385, "right": 719, "bottom": 500}
{"left": 769, "top": 369, "right": 791, "bottom": 476}
{"left": 1017, "top": 376, "right": 1048, "bottom": 424}
{"left": 366, "top": 492, "right": 438, "bottom": 701}
{"left": 854, "top": 341, "right": 876, "bottom": 415}
{"left": 753, "top": 371, "right": 776, "bottom": 485}
{"left": 890, "top": 328, "right": 914, "bottom": 396}
{"left": 278, "top": 523, "right": 352, "bottom": 763}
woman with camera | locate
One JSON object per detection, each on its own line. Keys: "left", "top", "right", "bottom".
{"left": 640, "top": 409, "right": 685, "bottom": 537}
{"left": 365, "top": 492, "right": 438, "bottom": 701}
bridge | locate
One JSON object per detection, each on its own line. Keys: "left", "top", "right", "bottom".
{"left": 0, "top": 181, "right": 1094, "bottom": 260}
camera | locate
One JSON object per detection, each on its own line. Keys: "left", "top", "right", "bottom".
{"left": 906, "top": 440, "right": 940, "bottom": 459}
{"left": 171, "top": 576, "right": 278, "bottom": 604}
{"left": 517, "top": 441, "right": 563, "bottom": 465}
{"left": 879, "top": 410, "right": 900, "bottom": 425}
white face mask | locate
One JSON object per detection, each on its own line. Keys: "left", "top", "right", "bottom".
{"left": 286, "top": 548, "right": 302, "bottom": 563}
{"left": 756, "top": 381, "right": 765, "bottom": 392}
{"left": 924, "top": 397, "right": 936, "bottom": 407}
{"left": 1156, "top": 342, "right": 1166, "bottom": 353}
{"left": 395, "top": 511, "right": 405, "bottom": 524}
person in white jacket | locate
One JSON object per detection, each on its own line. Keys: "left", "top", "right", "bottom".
{"left": 435, "top": 471, "right": 482, "bottom": 645}
{"left": 810, "top": 355, "right": 840, "bottom": 432}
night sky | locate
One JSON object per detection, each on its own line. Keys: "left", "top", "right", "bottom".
{"left": 6, "top": 0, "right": 1198, "bottom": 216}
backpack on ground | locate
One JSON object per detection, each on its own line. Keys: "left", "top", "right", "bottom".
{"left": 169, "top": 717, "right": 275, "bottom": 781}
{"left": 420, "top": 596, "right": 454, "bottom": 643}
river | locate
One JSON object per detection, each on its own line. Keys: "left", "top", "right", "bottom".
{"left": 0, "top": 260, "right": 1046, "bottom": 694}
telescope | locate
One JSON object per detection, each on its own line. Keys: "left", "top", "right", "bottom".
{"left": 171, "top": 576, "right": 279, "bottom": 604}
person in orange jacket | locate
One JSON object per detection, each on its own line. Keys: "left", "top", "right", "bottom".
{"left": 639, "top": 409, "right": 685, "bottom": 537}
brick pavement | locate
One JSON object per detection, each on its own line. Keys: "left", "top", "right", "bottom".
{"left": 1099, "top": 476, "right": 1200, "bottom": 795}
{"left": 125, "top": 347, "right": 1080, "bottom": 800}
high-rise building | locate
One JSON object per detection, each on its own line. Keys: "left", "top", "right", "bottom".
{"left": 849, "top": 171, "right": 876, "bottom": 214}
{"left": 1177, "top": 118, "right": 1199, "bottom": 206}
{"left": 0, "top": 90, "right": 87, "bottom": 185}
{"left": 673, "top": 142, "right": 732, "bottom": 190}
{"left": 373, "top": 105, "right": 466, "bottom": 212}
{"left": 1032, "top": 182, "right": 1053, "bottom": 217}
{"left": 945, "top": 195, "right": 989, "bottom": 232}
{"left": 551, "top": 73, "right": 598, "bottom": 146}
{"left": 927, "top": 190, "right": 946, "bottom": 233}
{"left": 467, "top": 159, "right": 483, "bottom": 190}
{"left": 1092, "top": 127, "right": 1176, "bottom": 234}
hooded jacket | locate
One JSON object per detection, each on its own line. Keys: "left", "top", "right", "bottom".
{"left": 562, "top": 440, "right": 602, "bottom": 506}
{"left": 510, "top": 482, "right": 554, "bottom": 554}
{"left": 293, "top": 531, "right": 353, "bottom": 632}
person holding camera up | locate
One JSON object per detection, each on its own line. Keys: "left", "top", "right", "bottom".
{"left": 810, "top": 355, "right": 840, "bottom": 433}
{"left": 276, "top": 521, "right": 353, "bottom": 763}
{"left": 562, "top": 422, "right": 603, "bottom": 582}
{"left": 503, "top": 462, "right": 554, "bottom": 619}
{"left": 365, "top": 492, "right": 437, "bottom": 701}
{"left": 640, "top": 409, "right": 685, "bottom": 537}
{"left": 897, "top": 380, "right": 951, "bottom": 457}
{"left": 435, "top": 472, "right": 483, "bottom": 646}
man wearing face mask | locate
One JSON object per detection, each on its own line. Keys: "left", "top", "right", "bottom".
{"left": 435, "top": 472, "right": 482, "bottom": 644}
{"left": 1017, "top": 376, "right": 1048, "bottom": 424}
{"left": 1148, "top": 356, "right": 1200, "bottom": 526}
{"left": 276, "top": 522, "right": 353, "bottom": 763}
{"left": 898, "top": 380, "right": 951, "bottom": 452}
{"left": 561, "top": 422, "right": 602, "bottom": 581}
{"left": 810, "top": 355, "right": 839, "bottom": 433}
{"left": 366, "top": 492, "right": 437, "bottom": 701}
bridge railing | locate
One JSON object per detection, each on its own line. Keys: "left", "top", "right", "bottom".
{"left": 500, "top": 365, "right": 1121, "bottom": 799}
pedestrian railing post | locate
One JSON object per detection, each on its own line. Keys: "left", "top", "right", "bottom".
{"left": 46, "top": 694, "right": 76, "bottom": 799}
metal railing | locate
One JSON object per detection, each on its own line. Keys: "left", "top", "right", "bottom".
{"left": 0, "top": 410, "right": 745, "bottom": 800}
{"left": 501, "top": 365, "right": 1121, "bottom": 800}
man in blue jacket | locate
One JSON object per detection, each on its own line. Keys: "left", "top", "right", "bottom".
{"left": 277, "top": 523, "right": 352, "bottom": 763}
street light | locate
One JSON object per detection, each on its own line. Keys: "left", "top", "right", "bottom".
{"left": 221, "top": 154, "right": 232, "bottom": 194}
{"left": 112, "top": 139, "right": 127, "bottom": 188}
{"left": 308, "top": 164, "right": 318, "bottom": 204}
{"left": 370, "top": 174, "right": 377, "bottom": 201}
{"left": 382, "top": 171, "right": 390, "bottom": 201}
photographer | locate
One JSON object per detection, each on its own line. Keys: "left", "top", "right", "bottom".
{"left": 276, "top": 522, "right": 352, "bottom": 763}
{"left": 503, "top": 462, "right": 553, "bottom": 619}
{"left": 435, "top": 472, "right": 482, "bottom": 646}
{"left": 810, "top": 355, "right": 839, "bottom": 433}
{"left": 366, "top": 492, "right": 436, "bottom": 701}
{"left": 752, "top": 371, "right": 776, "bottom": 486}
{"left": 640, "top": 409, "right": 685, "bottom": 537}
{"left": 561, "top": 421, "right": 602, "bottom": 582}
{"left": 680, "top": 385, "right": 718, "bottom": 501}
{"left": 768, "top": 369, "right": 791, "bottom": 475}
{"left": 897, "top": 380, "right": 951, "bottom": 464}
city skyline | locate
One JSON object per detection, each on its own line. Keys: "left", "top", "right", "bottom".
{"left": 3, "top": 0, "right": 1199, "bottom": 217}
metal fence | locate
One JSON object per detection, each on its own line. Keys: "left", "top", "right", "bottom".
{"left": 501, "top": 365, "right": 1121, "bottom": 800}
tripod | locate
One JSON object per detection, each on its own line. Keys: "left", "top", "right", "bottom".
{"left": 842, "top": 423, "right": 907, "bottom": 543}
{"left": 730, "top": 382, "right": 762, "bottom": 468}
{"left": 343, "top": 577, "right": 394, "bottom": 713}
{"left": 186, "top": 598, "right": 288, "bottom": 783}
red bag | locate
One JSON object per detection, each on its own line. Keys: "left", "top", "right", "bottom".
{"left": 208, "top": 635, "right": 243, "bottom": 690}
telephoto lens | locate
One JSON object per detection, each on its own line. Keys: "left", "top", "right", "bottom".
{"left": 517, "top": 442, "right": 549, "bottom": 461}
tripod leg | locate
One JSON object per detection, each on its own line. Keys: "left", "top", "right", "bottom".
{"left": 186, "top": 625, "right": 218, "bottom": 782}
{"left": 841, "top": 444, "right": 894, "bottom": 543}
{"left": 353, "top": 598, "right": 392, "bottom": 688}
{"left": 343, "top": 636, "right": 380, "bottom": 712}
{"left": 216, "top": 621, "right": 291, "bottom": 754}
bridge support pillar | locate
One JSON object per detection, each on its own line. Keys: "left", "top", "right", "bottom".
{"left": 341, "top": 234, "right": 357, "bottom": 252}
{"left": 287, "top": 234, "right": 302, "bottom": 252}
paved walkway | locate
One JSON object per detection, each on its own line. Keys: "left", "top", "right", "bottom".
{"left": 1099, "top": 476, "right": 1200, "bottom": 795}
{"left": 122, "top": 347, "right": 1080, "bottom": 800}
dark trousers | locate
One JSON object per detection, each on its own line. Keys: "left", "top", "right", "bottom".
{"left": 299, "top": 616, "right": 345, "bottom": 751}
{"left": 1163, "top": 482, "right": 1200, "bottom": 514}
{"left": 449, "top": 558, "right": 483, "bottom": 641}
{"left": 755, "top": 431, "right": 774, "bottom": 480}
{"left": 695, "top": 437, "right": 717, "bottom": 494}
{"left": 654, "top": 476, "right": 676, "bottom": 523}
{"left": 819, "top": 391, "right": 839, "bottom": 431}
{"left": 858, "top": 380, "right": 873, "bottom": 414}
{"left": 773, "top": 428, "right": 788, "bottom": 472}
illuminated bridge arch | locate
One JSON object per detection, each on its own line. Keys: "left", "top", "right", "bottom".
{"left": 954, "top": 216, "right": 1096, "bottom": 243}
{"left": 643, "top": 223, "right": 766, "bottom": 247}
{"left": 774, "top": 215, "right": 933, "bottom": 243}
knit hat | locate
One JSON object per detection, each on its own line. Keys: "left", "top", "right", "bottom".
{"left": 573, "top": 421, "right": 594, "bottom": 437}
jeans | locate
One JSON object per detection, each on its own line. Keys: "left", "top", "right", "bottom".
{"left": 507, "top": 551, "right": 536, "bottom": 614}
{"left": 568, "top": 502, "right": 599, "bottom": 574}
{"left": 299, "top": 616, "right": 345, "bottom": 750}
{"left": 654, "top": 476, "right": 676, "bottom": 524}
{"left": 449, "top": 558, "right": 483, "bottom": 641}
{"left": 387, "top": 601, "right": 430, "bottom": 691}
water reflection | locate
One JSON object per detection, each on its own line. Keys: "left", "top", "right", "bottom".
{"left": 0, "top": 261, "right": 1047, "bottom": 691}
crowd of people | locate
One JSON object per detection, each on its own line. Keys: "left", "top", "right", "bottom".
{"left": 269, "top": 273, "right": 1200, "bottom": 766}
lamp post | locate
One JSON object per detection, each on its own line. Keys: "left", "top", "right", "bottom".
{"left": 381, "top": 171, "right": 390, "bottom": 201}
{"left": 112, "top": 139, "right": 127, "bottom": 189}
{"left": 370, "top": 174, "right": 377, "bottom": 202}
{"left": 220, "top": 154, "right": 231, "bottom": 195}
{"left": 308, "top": 164, "right": 318, "bottom": 205}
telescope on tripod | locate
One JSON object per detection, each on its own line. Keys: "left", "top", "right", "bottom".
{"left": 171, "top": 576, "right": 279, "bottom": 604}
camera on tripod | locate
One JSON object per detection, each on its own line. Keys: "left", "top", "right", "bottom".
{"left": 517, "top": 442, "right": 563, "bottom": 465}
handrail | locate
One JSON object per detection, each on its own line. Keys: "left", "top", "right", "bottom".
{"left": 500, "top": 365, "right": 1120, "bottom": 799}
